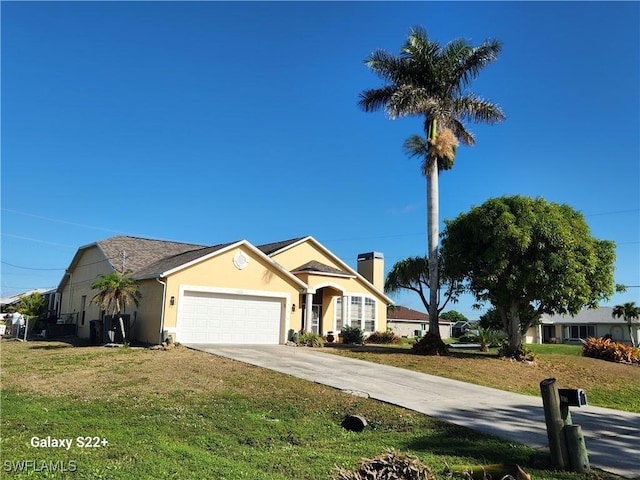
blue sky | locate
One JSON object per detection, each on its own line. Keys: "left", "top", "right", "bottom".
{"left": 2, "top": 1, "right": 638, "bottom": 319}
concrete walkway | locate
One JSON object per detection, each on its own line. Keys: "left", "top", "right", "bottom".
{"left": 185, "top": 344, "right": 640, "bottom": 479}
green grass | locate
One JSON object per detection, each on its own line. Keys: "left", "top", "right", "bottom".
{"left": 0, "top": 340, "right": 626, "bottom": 480}
{"left": 525, "top": 343, "right": 583, "bottom": 356}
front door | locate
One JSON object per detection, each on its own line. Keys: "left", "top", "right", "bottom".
{"left": 543, "top": 325, "right": 555, "bottom": 343}
{"left": 311, "top": 305, "right": 321, "bottom": 334}
{"left": 302, "top": 304, "right": 322, "bottom": 334}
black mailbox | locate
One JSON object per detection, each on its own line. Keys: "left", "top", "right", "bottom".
{"left": 558, "top": 388, "right": 587, "bottom": 407}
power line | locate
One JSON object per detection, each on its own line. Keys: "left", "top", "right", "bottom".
{"left": 1, "top": 261, "right": 65, "bottom": 271}
{"left": 1, "top": 233, "right": 77, "bottom": 248}
{"left": 584, "top": 208, "right": 640, "bottom": 217}
{"left": 1, "top": 208, "right": 134, "bottom": 234}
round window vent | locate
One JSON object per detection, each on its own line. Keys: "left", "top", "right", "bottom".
{"left": 233, "top": 251, "right": 249, "bottom": 270}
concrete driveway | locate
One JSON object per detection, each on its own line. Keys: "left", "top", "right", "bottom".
{"left": 185, "top": 344, "right": 640, "bottom": 479}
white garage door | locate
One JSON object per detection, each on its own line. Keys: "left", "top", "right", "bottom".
{"left": 178, "top": 291, "right": 283, "bottom": 344}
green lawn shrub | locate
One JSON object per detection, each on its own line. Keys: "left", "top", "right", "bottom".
{"left": 365, "top": 331, "right": 401, "bottom": 344}
{"left": 297, "top": 332, "right": 325, "bottom": 347}
{"left": 340, "top": 325, "right": 365, "bottom": 344}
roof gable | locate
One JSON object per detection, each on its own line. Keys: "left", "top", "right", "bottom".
{"left": 266, "top": 236, "right": 392, "bottom": 303}
{"left": 256, "top": 237, "right": 308, "bottom": 256}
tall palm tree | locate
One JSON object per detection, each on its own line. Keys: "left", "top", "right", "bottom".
{"left": 612, "top": 302, "right": 640, "bottom": 347}
{"left": 359, "top": 27, "right": 505, "bottom": 337}
{"left": 91, "top": 270, "right": 141, "bottom": 343}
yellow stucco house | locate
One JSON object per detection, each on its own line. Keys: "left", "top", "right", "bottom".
{"left": 58, "top": 235, "right": 391, "bottom": 345}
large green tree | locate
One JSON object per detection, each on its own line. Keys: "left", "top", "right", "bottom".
{"left": 359, "top": 27, "right": 505, "bottom": 336}
{"left": 440, "top": 310, "right": 469, "bottom": 324}
{"left": 440, "top": 195, "right": 616, "bottom": 357}
{"left": 91, "top": 270, "right": 141, "bottom": 343}
{"left": 612, "top": 302, "right": 640, "bottom": 347}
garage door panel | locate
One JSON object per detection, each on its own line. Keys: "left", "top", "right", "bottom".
{"left": 178, "top": 291, "right": 283, "bottom": 344}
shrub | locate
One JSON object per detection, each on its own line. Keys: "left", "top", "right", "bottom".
{"left": 471, "top": 327, "right": 504, "bottom": 352}
{"left": 497, "top": 342, "right": 537, "bottom": 362}
{"left": 333, "top": 450, "right": 436, "bottom": 480}
{"left": 296, "top": 332, "right": 325, "bottom": 348}
{"left": 365, "top": 331, "right": 400, "bottom": 345}
{"left": 582, "top": 337, "right": 640, "bottom": 364}
{"left": 411, "top": 332, "right": 448, "bottom": 356}
{"left": 340, "top": 325, "right": 365, "bottom": 345}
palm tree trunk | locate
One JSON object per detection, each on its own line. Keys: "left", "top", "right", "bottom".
{"left": 427, "top": 155, "right": 439, "bottom": 335}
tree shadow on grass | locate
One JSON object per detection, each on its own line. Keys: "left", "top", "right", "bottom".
{"left": 326, "top": 343, "right": 501, "bottom": 361}
{"left": 402, "top": 427, "right": 544, "bottom": 466}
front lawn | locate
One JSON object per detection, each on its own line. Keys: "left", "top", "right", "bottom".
{"left": 0, "top": 340, "right": 626, "bottom": 480}
{"left": 324, "top": 342, "right": 640, "bottom": 413}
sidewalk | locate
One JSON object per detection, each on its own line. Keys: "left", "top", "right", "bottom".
{"left": 186, "top": 344, "right": 640, "bottom": 479}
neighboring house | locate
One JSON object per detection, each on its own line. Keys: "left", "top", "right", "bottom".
{"left": 58, "top": 235, "right": 392, "bottom": 345}
{"left": 524, "top": 307, "right": 639, "bottom": 345}
{"left": 0, "top": 288, "right": 60, "bottom": 317}
{"left": 451, "top": 321, "right": 471, "bottom": 338}
{"left": 387, "top": 306, "right": 451, "bottom": 339}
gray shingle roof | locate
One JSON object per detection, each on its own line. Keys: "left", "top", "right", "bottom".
{"left": 133, "top": 242, "right": 238, "bottom": 278}
{"left": 97, "top": 236, "right": 206, "bottom": 273}
{"left": 541, "top": 307, "right": 620, "bottom": 324}
{"left": 256, "top": 237, "right": 306, "bottom": 256}
{"left": 292, "top": 260, "right": 350, "bottom": 276}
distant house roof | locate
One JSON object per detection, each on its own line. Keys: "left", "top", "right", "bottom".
{"left": 0, "top": 288, "right": 52, "bottom": 307}
{"left": 541, "top": 307, "right": 624, "bottom": 325}
{"left": 387, "top": 306, "right": 451, "bottom": 324}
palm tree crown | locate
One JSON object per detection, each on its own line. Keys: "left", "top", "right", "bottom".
{"left": 612, "top": 302, "right": 640, "bottom": 347}
{"left": 359, "top": 26, "right": 505, "bottom": 149}
{"left": 91, "top": 270, "right": 142, "bottom": 317}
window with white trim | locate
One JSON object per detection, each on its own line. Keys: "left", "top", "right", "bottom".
{"left": 335, "top": 295, "right": 377, "bottom": 332}
{"left": 350, "top": 297, "right": 362, "bottom": 328}
{"left": 364, "top": 298, "right": 376, "bottom": 332}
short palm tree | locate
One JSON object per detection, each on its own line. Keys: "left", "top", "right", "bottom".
{"left": 359, "top": 27, "right": 505, "bottom": 338}
{"left": 612, "top": 302, "right": 640, "bottom": 347}
{"left": 91, "top": 270, "right": 141, "bottom": 343}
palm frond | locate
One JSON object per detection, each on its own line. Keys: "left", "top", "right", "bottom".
{"left": 452, "top": 94, "right": 506, "bottom": 125}
{"left": 402, "top": 135, "right": 429, "bottom": 159}
{"left": 358, "top": 86, "right": 398, "bottom": 113}
{"left": 446, "top": 118, "right": 475, "bottom": 146}
{"left": 384, "top": 256, "right": 430, "bottom": 294}
{"left": 365, "top": 49, "right": 406, "bottom": 83}
{"left": 448, "top": 39, "right": 502, "bottom": 92}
